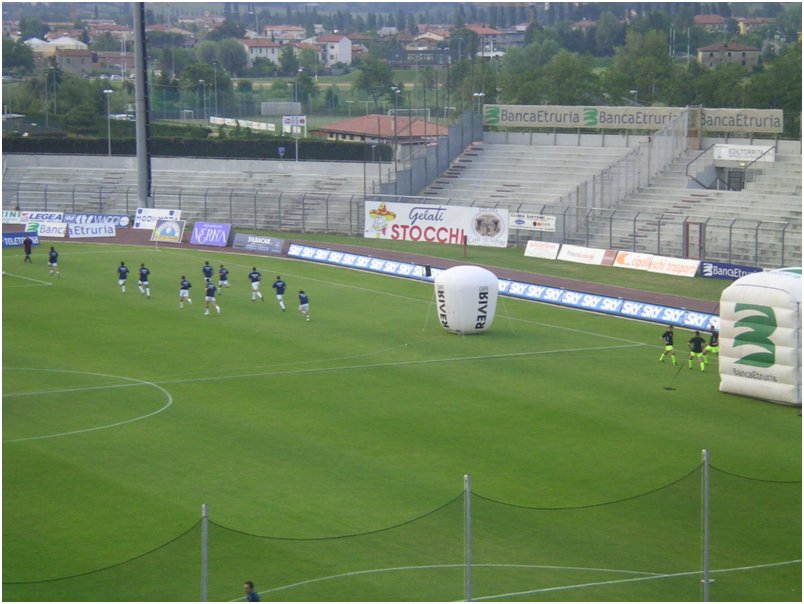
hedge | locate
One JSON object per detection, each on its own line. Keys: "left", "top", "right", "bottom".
{"left": 2, "top": 135, "right": 392, "bottom": 162}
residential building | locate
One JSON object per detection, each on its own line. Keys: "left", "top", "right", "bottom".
{"left": 313, "top": 113, "right": 448, "bottom": 146}
{"left": 696, "top": 41, "right": 760, "bottom": 70}
{"left": 736, "top": 17, "right": 776, "bottom": 36}
{"left": 239, "top": 38, "right": 282, "bottom": 67}
{"left": 693, "top": 14, "right": 727, "bottom": 33}
{"left": 309, "top": 34, "right": 352, "bottom": 67}
{"left": 54, "top": 48, "right": 94, "bottom": 75}
{"left": 263, "top": 24, "right": 306, "bottom": 43}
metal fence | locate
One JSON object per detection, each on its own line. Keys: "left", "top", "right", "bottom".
{"left": 4, "top": 179, "right": 799, "bottom": 269}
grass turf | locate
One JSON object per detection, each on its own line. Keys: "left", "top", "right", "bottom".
{"left": 2, "top": 241, "right": 800, "bottom": 601}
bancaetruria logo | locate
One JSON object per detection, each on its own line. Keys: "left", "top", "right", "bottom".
{"left": 733, "top": 303, "right": 776, "bottom": 367}
{"left": 484, "top": 106, "right": 500, "bottom": 125}
{"left": 583, "top": 108, "right": 598, "bottom": 127}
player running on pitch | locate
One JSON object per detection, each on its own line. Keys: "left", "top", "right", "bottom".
{"left": 48, "top": 247, "right": 60, "bottom": 276}
{"left": 298, "top": 290, "right": 310, "bottom": 321}
{"left": 658, "top": 325, "right": 678, "bottom": 366}
{"left": 178, "top": 275, "right": 193, "bottom": 309}
{"left": 117, "top": 261, "right": 129, "bottom": 293}
{"left": 138, "top": 263, "right": 151, "bottom": 298}
{"left": 204, "top": 281, "right": 221, "bottom": 316}
{"left": 218, "top": 264, "right": 230, "bottom": 294}
{"left": 272, "top": 275, "right": 287, "bottom": 311}
{"left": 688, "top": 330, "right": 707, "bottom": 372}
{"left": 703, "top": 329, "right": 719, "bottom": 366}
{"left": 248, "top": 267, "right": 264, "bottom": 302}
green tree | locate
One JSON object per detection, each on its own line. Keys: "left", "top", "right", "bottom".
{"left": 61, "top": 102, "right": 100, "bottom": 135}
{"left": 195, "top": 41, "right": 217, "bottom": 65}
{"left": 537, "top": 50, "right": 599, "bottom": 105}
{"left": 602, "top": 30, "right": 673, "bottom": 105}
{"left": 594, "top": 11, "right": 625, "bottom": 56}
{"left": 19, "top": 16, "right": 48, "bottom": 41}
{"left": 353, "top": 54, "right": 394, "bottom": 110}
{"left": 278, "top": 44, "right": 300, "bottom": 76}
{"left": 217, "top": 38, "right": 248, "bottom": 76}
{"left": 247, "top": 57, "right": 277, "bottom": 77}
{"left": 205, "top": 20, "right": 246, "bottom": 42}
{"left": 3, "top": 38, "right": 35, "bottom": 74}
{"left": 745, "top": 43, "right": 801, "bottom": 136}
{"left": 90, "top": 32, "right": 121, "bottom": 52}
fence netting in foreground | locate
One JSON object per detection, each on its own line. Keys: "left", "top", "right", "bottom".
{"left": 3, "top": 464, "right": 800, "bottom": 601}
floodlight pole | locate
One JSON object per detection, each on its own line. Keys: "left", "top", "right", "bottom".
{"left": 464, "top": 474, "right": 472, "bottom": 602}
{"left": 201, "top": 503, "right": 208, "bottom": 602}
{"left": 702, "top": 450, "right": 711, "bottom": 601}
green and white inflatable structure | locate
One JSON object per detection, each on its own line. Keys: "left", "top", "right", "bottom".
{"left": 718, "top": 268, "right": 802, "bottom": 406}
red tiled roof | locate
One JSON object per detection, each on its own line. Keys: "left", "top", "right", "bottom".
{"left": 315, "top": 114, "right": 449, "bottom": 140}
{"left": 465, "top": 23, "right": 501, "bottom": 36}
{"left": 693, "top": 15, "right": 726, "bottom": 25}
{"left": 317, "top": 34, "right": 346, "bottom": 43}
{"left": 697, "top": 41, "right": 760, "bottom": 52}
{"left": 239, "top": 38, "right": 281, "bottom": 48}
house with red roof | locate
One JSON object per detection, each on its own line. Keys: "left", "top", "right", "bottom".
{"left": 309, "top": 33, "right": 353, "bottom": 66}
{"left": 693, "top": 14, "right": 727, "bottom": 33}
{"left": 313, "top": 114, "right": 449, "bottom": 161}
{"left": 238, "top": 38, "right": 282, "bottom": 67}
{"left": 697, "top": 41, "right": 760, "bottom": 70}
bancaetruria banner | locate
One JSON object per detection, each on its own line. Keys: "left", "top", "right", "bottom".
{"left": 484, "top": 105, "right": 784, "bottom": 133}
{"left": 484, "top": 105, "right": 683, "bottom": 130}
{"left": 364, "top": 201, "right": 509, "bottom": 248}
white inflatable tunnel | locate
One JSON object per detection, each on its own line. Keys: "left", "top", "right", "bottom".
{"left": 434, "top": 266, "right": 498, "bottom": 334}
{"left": 718, "top": 268, "right": 801, "bottom": 406}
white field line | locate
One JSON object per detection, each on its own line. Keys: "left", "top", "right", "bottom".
{"left": 4, "top": 342, "right": 642, "bottom": 399}
{"left": 236, "top": 559, "right": 801, "bottom": 601}
{"left": 2, "top": 368, "right": 173, "bottom": 443}
{"left": 2, "top": 271, "right": 52, "bottom": 286}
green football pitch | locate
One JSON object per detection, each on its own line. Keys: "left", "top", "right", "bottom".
{"left": 2, "top": 241, "right": 800, "bottom": 601}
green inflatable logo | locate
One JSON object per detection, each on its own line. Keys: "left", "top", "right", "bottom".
{"left": 484, "top": 106, "right": 499, "bottom": 125}
{"left": 583, "top": 108, "right": 598, "bottom": 127}
{"left": 733, "top": 303, "right": 777, "bottom": 367}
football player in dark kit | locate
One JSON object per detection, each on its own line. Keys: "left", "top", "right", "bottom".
{"left": 658, "top": 325, "right": 677, "bottom": 366}
{"left": 688, "top": 330, "right": 707, "bottom": 372}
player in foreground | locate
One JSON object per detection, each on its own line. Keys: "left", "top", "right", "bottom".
{"left": 48, "top": 246, "right": 60, "bottom": 276}
{"left": 138, "top": 263, "right": 151, "bottom": 298}
{"left": 204, "top": 281, "right": 221, "bottom": 316}
{"left": 688, "top": 330, "right": 706, "bottom": 372}
{"left": 272, "top": 275, "right": 287, "bottom": 311}
{"left": 248, "top": 267, "right": 264, "bottom": 302}
{"left": 298, "top": 290, "right": 310, "bottom": 321}
{"left": 703, "top": 330, "right": 719, "bottom": 366}
{"left": 218, "top": 264, "right": 229, "bottom": 294}
{"left": 658, "top": 325, "right": 677, "bottom": 365}
{"left": 117, "top": 261, "right": 129, "bottom": 293}
{"left": 178, "top": 275, "right": 192, "bottom": 309}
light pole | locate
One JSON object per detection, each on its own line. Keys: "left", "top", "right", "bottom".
{"left": 629, "top": 89, "right": 639, "bottom": 106}
{"left": 346, "top": 100, "right": 354, "bottom": 117}
{"left": 391, "top": 86, "right": 400, "bottom": 193}
{"left": 199, "top": 80, "right": 206, "bottom": 121}
{"left": 43, "top": 71, "right": 49, "bottom": 128}
{"left": 103, "top": 89, "right": 114, "bottom": 156}
{"left": 212, "top": 62, "right": 218, "bottom": 116}
{"left": 50, "top": 66, "right": 56, "bottom": 115}
{"left": 371, "top": 144, "right": 378, "bottom": 187}
{"left": 296, "top": 68, "right": 303, "bottom": 112}
{"left": 287, "top": 82, "right": 295, "bottom": 103}
{"left": 472, "top": 91, "right": 485, "bottom": 112}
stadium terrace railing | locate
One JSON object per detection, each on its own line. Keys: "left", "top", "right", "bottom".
{"left": 3, "top": 177, "right": 800, "bottom": 269}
